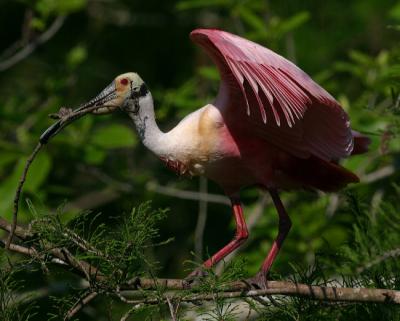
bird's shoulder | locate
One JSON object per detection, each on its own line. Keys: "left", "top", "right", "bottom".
{"left": 163, "top": 105, "right": 228, "bottom": 170}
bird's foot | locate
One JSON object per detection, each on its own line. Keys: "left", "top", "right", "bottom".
{"left": 243, "top": 270, "right": 268, "bottom": 290}
{"left": 184, "top": 267, "right": 209, "bottom": 288}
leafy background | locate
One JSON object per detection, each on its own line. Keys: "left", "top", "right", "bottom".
{"left": 0, "top": 0, "right": 399, "bottom": 320}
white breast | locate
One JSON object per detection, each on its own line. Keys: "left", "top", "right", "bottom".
{"left": 159, "top": 104, "right": 230, "bottom": 175}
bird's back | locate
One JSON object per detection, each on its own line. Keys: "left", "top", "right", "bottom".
{"left": 161, "top": 102, "right": 360, "bottom": 194}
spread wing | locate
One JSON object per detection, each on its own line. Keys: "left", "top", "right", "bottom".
{"left": 190, "top": 28, "right": 354, "bottom": 161}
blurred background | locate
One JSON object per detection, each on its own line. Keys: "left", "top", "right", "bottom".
{"left": 0, "top": 0, "right": 399, "bottom": 320}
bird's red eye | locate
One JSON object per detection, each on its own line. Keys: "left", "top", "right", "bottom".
{"left": 120, "top": 78, "right": 129, "bottom": 85}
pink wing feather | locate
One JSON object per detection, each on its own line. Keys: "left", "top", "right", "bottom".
{"left": 190, "top": 29, "right": 354, "bottom": 161}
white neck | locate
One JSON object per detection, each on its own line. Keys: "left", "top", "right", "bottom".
{"left": 127, "top": 93, "right": 167, "bottom": 156}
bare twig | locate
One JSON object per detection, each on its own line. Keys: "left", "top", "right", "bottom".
{"left": 0, "top": 217, "right": 32, "bottom": 240}
{"left": 115, "top": 286, "right": 138, "bottom": 304}
{"left": 0, "top": 239, "right": 67, "bottom": 267}
{"left": 120, "top": 303, "right": 145, "bottom": 321}
{"left": 357, "top": 248, "right": 400, "bottom": 273}
{"left": 0, "top": 16, "right": 66, "bottom": 71}
{"left": 6, "top": 142, "right": 43, "bottom": 249}
{"left": 146, "top": 181, "right": 230, "bottom": 206}
{"left": 362, "top": 165, "right": 395, "bottom": 184}
{"left": 325, "top": 193, "right": 340, "bottom": 217}
{"left": 0, "top": 9, "right": 34, "bottom": 60}
{"left": 63, "top": 188, "right": 120, "bottom": 211}
{"left": 48, "top": 246, "right": 103, "bottom": 281}
{"left": 0, "top": 239, "right": 36, "bottom": 256}
{"left": 64, "top": 291, "right": 98, "bottom": 320}
{"left": 80, "top": 165, "right": 133, "bottom": 192}
{"left": 166, "top": 297, "right": 179, "bottom": 321}
{"left": 63, "top": 227, "right": 106, "bottom": 258}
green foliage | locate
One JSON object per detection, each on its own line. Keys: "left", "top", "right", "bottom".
{"left": 90, "top": 124, "right": 137, "bottom": 150}
{"left": 21, "top": 202, "right": 170, "bottom": 319}
{"left": 330, "top": 190, "right": 400, "bottom": 278}
{"left": 196, "top": 259, "right": 247, "bottom": 321}
{"left": 34, "top": 0, "right": 86, "bottom": 16}
{"left": 0, "top": 260, "right": 36, "bottom": 321}
{"left": 30, "top": 202, "right": 168, "bottom": 284}
{"left": 254, "top": 195, "right": 400, "bottom": 320}
{"left": 66, "top": 46, "right": 88, "bottom": 69}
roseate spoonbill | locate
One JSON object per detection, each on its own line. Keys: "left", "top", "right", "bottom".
{"left": 41, "top": 29, "right": 370, "bottom": 288}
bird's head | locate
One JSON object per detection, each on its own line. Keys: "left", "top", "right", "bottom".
{"left": 81, "top": 72, "right": 149, "bottom": 115}
{"left": 39, "top": 72, "right": 152, "bottom": 144}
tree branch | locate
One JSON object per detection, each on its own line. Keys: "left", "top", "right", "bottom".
{"left": 64, "top": 291, "right": 98, "bottom": 320}
{"left": 0, "top": 216, "right": 103, "bottom": 281}
{"left": 1, "top": 215, "right": 399, "bottom": 310}
{"left": 357, "top": 248, "right": 400, "bottom": 273}
{"left": 0, "top": 16, "right": 66, "bottom": 71}
{"left": 120, "top": 278, "right": 400, "bottom": 305}
{"left": 0, "top": 217, "right": 31, "bottom": 240}
{"left": 6, "top": 142, "right": 43, "bottom": 249}
{"left": 146, "top": 180, "right": 230, "bottom": 206}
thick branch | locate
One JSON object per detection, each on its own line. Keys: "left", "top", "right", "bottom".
{"left": 122, "top": 278, "right": 400, "bottom": 305}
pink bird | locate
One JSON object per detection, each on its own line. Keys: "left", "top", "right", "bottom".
{"left": 41, "top": 29, "right": 370, "bottom": 288}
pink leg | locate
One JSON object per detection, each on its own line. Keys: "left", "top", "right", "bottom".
{"left": 261, "top": 190, "right": 292, "bottom": 273}
{"left": 203, "top": 197, "right": 249, "bottom": 268}
{"left": 186, "top": 197, "right": 248, "bottom": 281}
{"left": 248, "top": 189, "right": 292, "bottom": 288}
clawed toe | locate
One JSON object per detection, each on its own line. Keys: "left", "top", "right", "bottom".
{"left": 184, "top": 267, "right": 209, "bottom": 288}
{"left": 243, "top": 271, "right": 268, "bottom": 290}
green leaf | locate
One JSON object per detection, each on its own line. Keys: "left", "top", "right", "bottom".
{"left": 389, "top": 2, "right": 400, "bottom": 21}
{"left": 0, "top": 152, "right": 50, "bottom": 217}
{"left": 90, "top": 124, "right": 137, "bottom": 149}
{"left": 0, "top": 174, "right": 19, "bottom": 217}
{"left": 36, "top": 0, "right": 87, "bottom": 16}
{"left": 23, "top": 152, "right": 52, "bottom": 193}
{"left": 278, "top": 11, "right": 310, "bottom": 34}
{"left": 349, "top": 50, "right": 373, "bottom": 66}
{"left": 30, "top": 17, "right": 46, "bottom": 31}
{"left": 0, "top": 152, "right": 19, "bottom": 171}
{"left": 238, "top": 7, "right": 267, "bottom": 33}
{"left": 84, "top": 145, "right": 106, "bottom": 165}
{"left": 176, "top": 0, "right": 228, "bottom": 10}
{"left": 198, "top": 66, "right": 219, "bottom": 81}
{"left": 66, "top": 45, "right": 88, "bottom": 68}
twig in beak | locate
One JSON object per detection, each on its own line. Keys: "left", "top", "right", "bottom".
{"left": 39, "top": 104, "right": 103, "bottom": 144}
